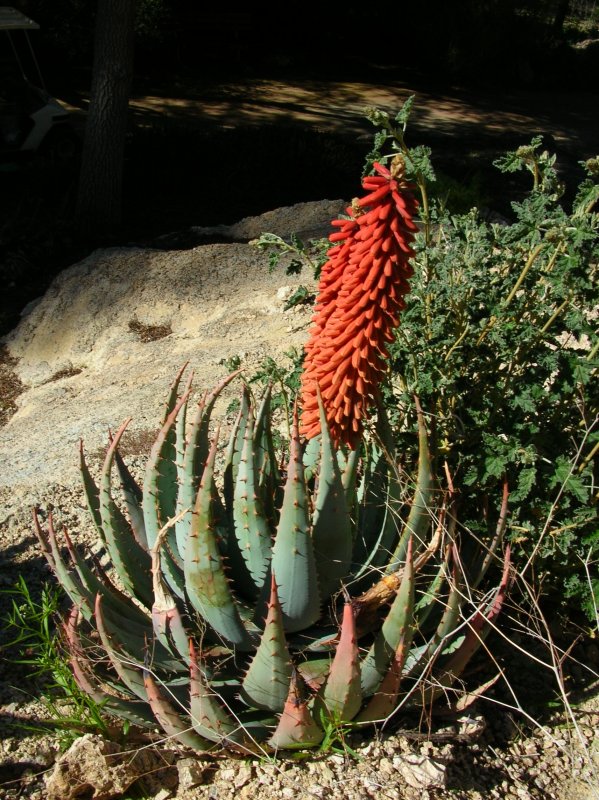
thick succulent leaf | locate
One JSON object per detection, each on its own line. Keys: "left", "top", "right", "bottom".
{"left": 112, "top": 444, "right": 148, "bottom": 551}
{"left": 352, "top": 439, "right": 399, "bottom": 584}
{"left": 64, "top": 608, "right": 156, "bottom": 728}
{"left": 311, "top": 396, "right": 353, "bottom": 599}
{"left": 298, "top": 628, "right": 338, "bottom": 653}
{"left": 240, "top": 575, "right": 292, "bottom": 713}
{"left": 297, "top": 658, "right": 331, "bottom": 692}
{"left": 60, "top": 526, "right": 153, "bottom": 631}
{"left": 352, "top": 467, "right": 403, "bottom": 585}
{"left": 151, "top": 524, "right": 192, "bottom": 663}
{"left": 174, "top": 385, "right": 190, "bottom": 493}
{"left": 356, "top": 396, "right": 404, "bottom": 577}
{"left": 269, "top": 670, "right": 324, "bottom": 750}
{"left": 161, "top": 362, "right": 189, "bottom": 424}
{"left": 223, "top": 386, "right": 251, "bottom": 517}
{"left": 143, "top": 392, "right": 189, "bottom": 597}
{"left": 352, "top": 440, "right": 383, "bottom": 550}
{"left": 144, "top": 669, "right": 212, "bottom": 751}
{"left": 184, "top": 430, "right": 253, "bottom": 651}
{"left": 352, "top": 521, "right": 442, "bottom": 639}
{"left": 427, "top": 546, "right": 512, "bottom": 699}
{"left": 33, "top": 512, "right": 94, "bottom": 619}
{"left": 175, "top": 393, "right": 205, "bottom": 560}
{"left": 222, "top": 388, "right": 259, "bottom": 598}
{"left": 79, "top": 442, "right": 104, "bottom": 541}
{"left": 172, "top": 369, "right": 195, "bottom": 553}
{"left": 156, "top": 366, "right": 190, "bottom": 567}
{"left": 302, "top": 434, "right": 321, "bottom": 484}
{"left": 100, "top": 420, "right": 153, "bottom": 608}
{"left": 152, "top": 603, "right": 190, "bottom": 666}
{"left": 356, "top": 623, "right": 413, "bottom": 723}
{"left": 413, "top": 561, "right": 447, "bottom": 629}
{"left": 42, "top": 516, "right": 150, "bottom": 637}
{"left": 360, "top": 537, "right": 415, "bottom": 696}
{"left": 318, "top": 602, "right": 362, "bottom": 722}
{"left": 386, "top": 398, "right": 435, "bottom": 573}
{"left": 233, "top": 408, "right": 272, "bottom": 591}
{"left": 189, "top": 640, "right": 243, "bottom": 744}
{"left": 175, "top": 370, "right": 241, "bottom": 561}
{"left": 254, "top": 386, "right": 281, "bottom": 526}
{"left": 340, "top": 446, "right": 360, "bottom": 511}
{"left": 95, "top": 591, "right": 185, "bottom": 675}
{"left": 403, "top": 549, "right": 462, "bottom": 678}
{"left": 143, "top": 387, "right": 189, "bottom": 549}
{"left": 95, "top": 594, "right": 149, "bottom": 701}
{"left": 270, "top": 408, "right": 321, "bottom": 633}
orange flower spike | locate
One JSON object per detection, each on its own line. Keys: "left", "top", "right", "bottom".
{"left": 300, "top": 155, "right": 419, "bottom": 449}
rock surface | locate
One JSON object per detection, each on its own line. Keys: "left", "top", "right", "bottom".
{"left": 0, "top": 200, "right": 342, "bottom": 497}
{"left": 44, "top": 734, "right": 171, "bottom": 800}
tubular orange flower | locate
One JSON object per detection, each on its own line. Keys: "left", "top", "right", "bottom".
{"left": 300, "top": 155, "right": 419, "bottom": 449}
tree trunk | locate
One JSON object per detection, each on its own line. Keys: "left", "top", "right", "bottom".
{"left": 76, "top": 0, "right": 136, "bottom": 240}
{"left": 553, "top": 0, "right": 571, "bottom": 39}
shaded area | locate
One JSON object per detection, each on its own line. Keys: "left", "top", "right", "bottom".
{"left": 1, "top": 73, "right": 598, "bottom": 337}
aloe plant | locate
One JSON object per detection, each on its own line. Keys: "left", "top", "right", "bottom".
{"left": 34, "top": 149, "right": 511, "bottom": 754}
{"left": 34, "top": 364, "right": 510, "bottom": 754}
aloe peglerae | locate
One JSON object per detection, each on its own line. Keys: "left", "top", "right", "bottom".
{"left": 34, "top": 150, "right": 511, "bottom": 754}
{"left": 35, "top": 366, "right": 510, "bottom": 754}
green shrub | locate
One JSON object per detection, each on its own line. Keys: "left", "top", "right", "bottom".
{"left": 263, "top": 103, "right": 598, "bottom": 621}
{"left": 388, "top": 130, "right": 598, "bottom": 622}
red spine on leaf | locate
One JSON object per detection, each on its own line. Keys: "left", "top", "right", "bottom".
{"left": 300, "top": 157, "right": 418, "bottom": 449}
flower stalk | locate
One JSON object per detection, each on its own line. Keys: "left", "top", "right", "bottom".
{"left": 300, "top": 156, "right": 419, "bottom": 448}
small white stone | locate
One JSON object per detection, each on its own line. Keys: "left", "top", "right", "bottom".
{"left": 234, "top": 765, "right": 252, "bottom": 788}
{"left": 379, "top": 757, "right": 393, "bottom": 775}
{"left": 394, "top": 754, "right": 446, "bottom": 790}
{"left": 177, "top": 757, "right": 207, "bottom": 790}
{"left": 319, "top": 765, "right": 335, "bottom": 783}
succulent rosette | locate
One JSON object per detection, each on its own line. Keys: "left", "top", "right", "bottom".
{"left": 34, "top": 367, "right": 509, "bottom": 754}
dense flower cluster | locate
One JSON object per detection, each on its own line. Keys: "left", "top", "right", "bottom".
{"left": 300, "top": 156, "right": 419, "bottom": 448}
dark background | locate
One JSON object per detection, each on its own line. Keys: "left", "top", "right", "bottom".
{"left": 1, "top": 0, "right": 598, "bottom": 334}
{"left": 21, "top": 1, "right": 598, "bottom": 90}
